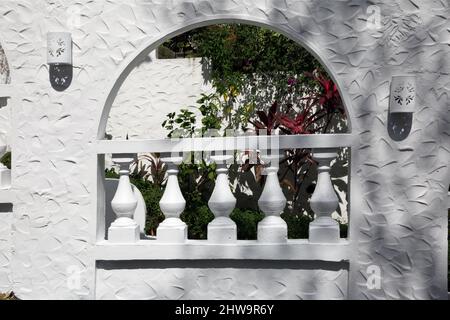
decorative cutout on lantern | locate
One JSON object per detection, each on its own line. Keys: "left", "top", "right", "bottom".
{"left": 47, "top": 32, "right": 73, "bottom": 91}
{"left": 47, "top": 32, "right": 72, "bottom": 65}
{"left": 389, "top": 76, "right": 416, "bottom": 113}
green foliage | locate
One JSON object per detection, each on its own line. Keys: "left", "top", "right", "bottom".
{"left": 197, "top": 93, "right": 223, "bottom": 132}
{"left": 339, "top": 222, "right": 348, "bottom": 238}
{"left": 129, "top": 173, "right": 164, "bottom": 236}
{"left": 162, "top": 109, "right": 197, "bottom": 138}
{"left": 192, "top": 24, "right": 322, "bottom": 97}
{"left": 230, "top": 208, "right": 264, "bottom": 240}
{"left": 0, "top": 151, "right": 11, "bottom": 169}
{"left": 157, "top": 45, "right": 176, "bottom": 59}
{"left": 281, "top": 213, "right": 313, "bottom": 239}
{"left": 105, "top": 168, "right": 118, "bottom": 179}
{"left": 188, "top": 24, "right": 320, "bottom": 93}
{"left": 181, "top": 205, "right": 214, "bottom": 239}
{"left": 177, "top": 161, "right": 216, "bottom": 239}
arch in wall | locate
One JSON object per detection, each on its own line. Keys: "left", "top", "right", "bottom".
{"left": 93, "top": 13, "right": 357, "bottom": 244}
{"left": 96, "top": 16, "right": 355, "bottom": 138}
{"left": 83, "top": 3, "right": 409, "bottom": 300}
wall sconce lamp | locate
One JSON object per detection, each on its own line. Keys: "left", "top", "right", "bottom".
{"left": 387, "top": 75, "right": 416, "bottom": 141}
{"left": 47, "top": 32, "right": 73, "bottom": 91}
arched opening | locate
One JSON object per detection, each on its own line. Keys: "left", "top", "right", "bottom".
{"left": 95, "top": 17, "right": 355, "bottom": 243}
{"left": 97, "top": 17, "right": 354, "bottom": 139}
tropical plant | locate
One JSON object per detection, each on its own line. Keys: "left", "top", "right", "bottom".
{"left": 249, "top": 101, "right": 280, "bottom": 135}
{"left": 162, "top": 109, "right": 197, "bottom": 138}
{"left": 230, "top": 208, "right": 264, "bottom": 240}
{"left": 131, "top": 153, "right": 167, "bottom": 188}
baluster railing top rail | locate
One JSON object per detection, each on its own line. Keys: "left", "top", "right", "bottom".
{"left": 96, "top": 134, "right": 353, "bottom": 154}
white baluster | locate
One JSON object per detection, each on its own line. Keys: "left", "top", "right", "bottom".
{"left": 308, "top": 148, "right": 340, "bottom": 243}
{"left": 257, "top": 153, "right": 287, "bottom": 243}
{"left": 108, "top": 154, "right": 140, "bottom": 243}
{"left": 157, "top": 156, "right": 187, "bottom": 243}
{"left": 207, "top": 155, "right": 237, "bottom": 243}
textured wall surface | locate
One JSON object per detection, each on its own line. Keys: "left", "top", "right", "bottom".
{"left": 0, "top": 42, "right": 12, "bottom": 293}
{"left": 96, "top": 260, "right": 348, "bottom": 300}
{"left": 0, "top": 42, "right": 11, "bottom": 148}
{"left": 0, "top": 0, "right": 448, "bottom": 300}
{"left": 107, "top": 55, "right": 208, "bottom": 140}
{"left": 0, "top": 211, "right": 12, "bottom": 293}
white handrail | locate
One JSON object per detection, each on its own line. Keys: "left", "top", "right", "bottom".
{"left": 96, "top": 133, "right": 353, "bottom": 154}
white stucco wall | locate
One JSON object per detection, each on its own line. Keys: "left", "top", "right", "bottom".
{"left": 107, "top": 54, "right": 209, "bottom": 140}
{"left": 0, "top": 0, "right": 448, "bottom": 300}
{"left": 0, "top": 43, "right": 11, "bottom": 151}
{"left": 0, "top": 209, "right": 12, "bottom": 293}
{"left": 96, "top": 260, "right": 349, "bottom": 300}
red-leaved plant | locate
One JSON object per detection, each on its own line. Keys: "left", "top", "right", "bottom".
{"left": 244, "top": 70, "right": 346, "bottom": 204}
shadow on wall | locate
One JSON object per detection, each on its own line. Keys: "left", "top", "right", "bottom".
{"left": 352, "top": 11, "right": 450, "bottom": 299}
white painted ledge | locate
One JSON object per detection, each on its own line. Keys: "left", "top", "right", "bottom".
{"left": 0, "top": 84, "right": 15, "bottom": 98}
{"left": 95, "top": 239, "right": 350, "bottom": 262}
{"left": 0, "top": 188, "right": 14, "bottom": 203}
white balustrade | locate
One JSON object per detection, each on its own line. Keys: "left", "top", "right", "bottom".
{"left": 207, "top": 155, "right": 237, "bottom": 243}
{"left": 308, "top": 148, "right": 340, "bottom": 243}
{"left": 257, "top": 153, "right": 287, "bottom": 243}
{"left": 157, "top": 156, "right": 187, "bottom": 243}
{"left": 98, "top": 137, "right": 349, "bottom": 245}
{"left": 108, "top": 154, "right": 140, "bottom": 243}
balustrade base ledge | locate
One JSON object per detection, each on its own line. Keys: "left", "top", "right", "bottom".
{"left": 95, "top": 239, "right": 350, "bottom": 262}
